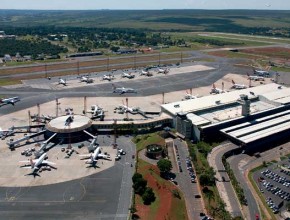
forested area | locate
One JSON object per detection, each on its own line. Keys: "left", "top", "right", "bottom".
{"left": 0, "top": 39, "right": 68, "bottom": 58}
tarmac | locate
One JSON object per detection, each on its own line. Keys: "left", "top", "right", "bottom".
{"left": 0, "top": 57, "right": 276, "bottom": 219}
{"left": 0, "top": 135, "right": 135, "bottom": 220}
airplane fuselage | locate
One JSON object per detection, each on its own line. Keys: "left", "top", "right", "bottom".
{"left": 0, "top": 96, "right": 20, "bottom": 105}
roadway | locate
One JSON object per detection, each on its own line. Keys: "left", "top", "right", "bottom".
{"left": 207, "top": 143, "right": 243, "bottom": 218}
{"left": 174, "top": 139, "right": 205, "bottom": 220}
{"left": 228, "top": 144, "right": 290, "bottom": 220}
{"left": 227, "top": 154, "right": 260, "bottom": 219}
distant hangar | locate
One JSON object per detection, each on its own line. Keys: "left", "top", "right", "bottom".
{"left": 161, "top": 83, "right": 290, "bottom": 147}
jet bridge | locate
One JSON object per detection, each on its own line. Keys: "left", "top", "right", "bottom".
{"left": 83, "top": 130, "right": 98, "bottom": 152}
{"left": 7, "top": 129, "right": 46, "bottom": 150}
{"left": 35, "top": 133, "right": 57, "bottom": 158}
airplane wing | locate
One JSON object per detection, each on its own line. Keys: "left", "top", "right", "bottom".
{"left": 85, "top": 158, "right": 97, "bottom": 164}
{"left": 79, "top": 154, "right": 91, "bottom": 157}
{"left": 19, "top": 160, "right": 36, "bottom": 163}
{"left": 42, "top": 160, "right": 56, "bottom": 165}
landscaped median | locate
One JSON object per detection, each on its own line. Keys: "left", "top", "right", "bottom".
{"left": 130, "top": 132, "right": 188, "bottom": 220}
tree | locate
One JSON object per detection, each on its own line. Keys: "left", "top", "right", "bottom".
{"left": 132, "top": 174, "right": 147, "bottom": 195}
{"left": 157, "top": 159, "right": 172, "bottom": 175}
{"left": 132, "top": 173, "right": 143, "bottom": 183}
{"left": 203, "top": 187, "right": 214, "bottom": 204}
{"left": 110, "top": 46, "right": 120, "bottom": 53}
{"left": 142, "top": 187, "right": 156, "bottom": 205}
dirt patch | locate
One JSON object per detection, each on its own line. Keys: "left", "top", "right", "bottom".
{"left": 136, "top": 162, "right": 178, "bottom": 220}
{"left": 240, "top": 47, "right": 290, "bottom": 60}
{"left": 146, "top": 170, "right": 173, "bottom": 220}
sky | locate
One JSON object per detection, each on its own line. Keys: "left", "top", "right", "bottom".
{"left": 0, "top": 0, "right": 289, "bottom": 10}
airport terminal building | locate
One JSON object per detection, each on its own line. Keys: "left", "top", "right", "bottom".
{"left": 161, "top": 83, "right": 290, "bottom": 147}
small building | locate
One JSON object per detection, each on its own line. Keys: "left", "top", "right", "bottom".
{"left": 116, "top": 48, "right": 137, "bottom": 54}
{"left": 66, "top": 51, "right": 103, "bottom": 58}
{"left": 146, "top": 144, "right": 164, "bottom": 159}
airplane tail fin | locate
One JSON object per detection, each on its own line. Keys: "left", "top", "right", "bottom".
{"left": 232, "top": 80, "right": 235, "bottom": 85}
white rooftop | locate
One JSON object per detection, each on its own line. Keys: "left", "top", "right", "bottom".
{"left": 221, "top": 109, "right": 290, "bottom": 144}
{"left": 261, "top": 87, "right": 290, "bottom": 105}
{"left": 186, "top": 113, "right": 211, "bottom": 126}
{"left": 162, "top": 83, "right": 285, "bottom": 115}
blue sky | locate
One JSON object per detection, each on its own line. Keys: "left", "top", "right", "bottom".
{"left": 0, "top": 0, "right": 289, "bottom": 10}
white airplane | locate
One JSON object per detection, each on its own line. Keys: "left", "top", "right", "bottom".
{"left": 247, "top": 73, "right": 265, "bottom": 81}
{"left": 80, "top": 75, "right": 94, "bottom": 83}
{"left": 103, "top": 74, "right": 114, "bottom": 81}
{"left": 58, "top": 78, "right": 67, "bottom": 86}
{"left": 88, "top": 105, "right": 104, "bottom": 119}
{"left": 19, "top": 153, "right": 56, "bottom": 175}
{"left": 116, "top": 100, "right": 138, "bottom": 114}
{"left": 79, "top": 147, "right": 110, "bottom": 166}
{"left": 140, "top": 70, "right": 153, "bottom": 77}
{"left": 253, "top": 69, "right": 270, "bottom": 77}
{"left": 112, "top": 84, "right": 137, "bottom": 95}
{"left": 210, "top": 83, "right": 225, "bottom": 94}
{"left": 184, "top": 90, "right": 198, "bottom": 100}
{"left": 157, "top": 68, "right": 169, "bottom": 74}
{"left": 121, "top": 72, "right": 135, "bottom": 79}
{"left": 231, "top": 80, "right": 247, "bottom": 89}
{"left": 0, "top": 96, "right": 20, "bottom": 106}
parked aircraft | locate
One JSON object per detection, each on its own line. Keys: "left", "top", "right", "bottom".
{"left": 184, "top": 90, "right": 198, "bottom": 100}
{"left": 79, "top": 147, "right": 110, "bottom": 167}
{"left": 0, "top": 96, "right": 20, "bottom": 106}
{"left": 19, "top": 153, "right": 56, "bottom": 175}
{"left": 103, "top": 74, "right": 114, "bottom": 81}
{"left": 58, "top": 78, "right": 67, "bottom": 86}
{"left": 112, "top": 84, "right": 137, "bottom": 95}
{"left": 247, "top": 73, "right": 265, "bottom": 81}
{"left": 210, "top": 83, "right": 225, "bottom": 94}
{"left": 115, "top": 100, "right": 138, "bottom": 114}
{"left": 157, "top": 68, "right": 169, "bottom": 74}
{"left": 121, "top": 72, "right": 135, "bottom": 79}
{"left": 140, "top": 70, "right": 153, "bottom": 77}
{"left": 80, "top": 75, "right": 94, "bottom": 83}
{"left": 253, "top": 69, "right": 270, "bottom": 77}
{"left": 231, "top": 80, "right": 247, "bottom": 89}
{"left": 87, "top": 105, "right": 104, "bottom": 120}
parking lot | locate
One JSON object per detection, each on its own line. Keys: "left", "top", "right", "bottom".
{"left": 253, "top": 157, "right": 290, "bottom": 215}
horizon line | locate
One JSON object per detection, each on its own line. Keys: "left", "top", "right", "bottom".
{"left": 0, "top": 8, "right": 289, "bottom": 11}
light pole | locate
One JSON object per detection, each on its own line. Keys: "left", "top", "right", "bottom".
{"left": 77, "top": 61, "right": 80, "bottom": 76}
{"left": 107, "top": 57, "right": 110, "bottom": 71}
{"left": 44, "top": 63, "right": 47, "bottom": 78}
